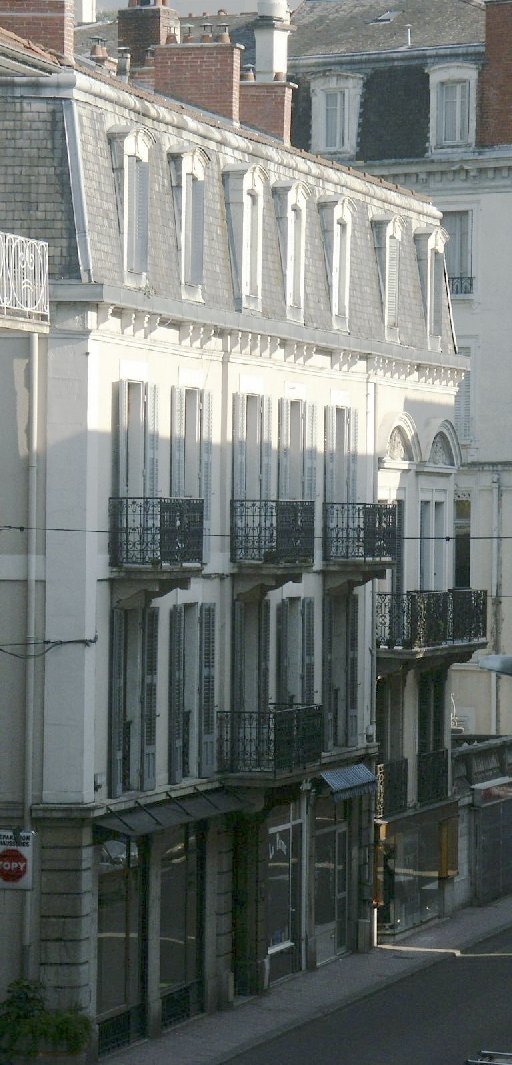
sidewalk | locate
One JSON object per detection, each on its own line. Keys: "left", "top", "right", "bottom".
{"left": 106, "top": 894, "right": 512, "bottom": 1065}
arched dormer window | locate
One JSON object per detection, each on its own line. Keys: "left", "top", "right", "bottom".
{"left": 273, "top": 181, "right": 310, "bottom": 322}
{"left": 371, "top": 213, "right": 404, "bottom": 343}
{"left": 169, "top": 146, "right": 209, "bottom": 299}
{"left": 414, "top": 225, "right": 447, "bottom": 351}
{"left": 223, "top": 165, "right": 267, "bottom": 312}
{"left": 109, "top": 125, "right": 154, "bottom": 284}
{"left": 318, "top": 196, "right": 355, "bottom": 331}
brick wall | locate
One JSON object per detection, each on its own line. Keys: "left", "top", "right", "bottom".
{"left": 154, "top": 42, "right": 242, "bottom": 122}
{"left": 240, "top": 81, "right": 293, "bottom": 145}
{"left": 118, "top": 5, "right": 173, "bottom": 71}
{"left": 478, "top": 0, "right": 512, "bottom": 147}
{"left": 0, "top": 0, "right": 73, "bottom": 58}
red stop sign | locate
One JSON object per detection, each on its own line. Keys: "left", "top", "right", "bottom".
{"left": 0, "top": 847, "right": 27, "bottom": 883}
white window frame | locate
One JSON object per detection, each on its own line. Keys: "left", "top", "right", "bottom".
{"left": 223, "top": 165, "right": 267, "bottom": 313}
{"left": 310, "top": 72, "right": 363, "bottom": 158}
{"left": 169, "top": 146, "right": 208, "bottom": 301}
{"left": 109, "top": 126, "right": 154, "bottom": 285}
{"left": 414, "top": 225, "right": 448, "bottom": 351}
{"left": 372, "top": 213, "right": 404, "bottom": 343}
{"left": 429, "top": 64, "right": 478, "bottom": 152}
{"left": 273, "top": 181, "right": 310, "bottom": 322}
{"left": 318, "top": 197, "right": 354, "bottom": 331}
{"left": 442, "top": 209, "right": 473, "bottom": 297}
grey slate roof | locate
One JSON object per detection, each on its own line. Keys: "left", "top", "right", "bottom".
{"left": 290, "top": 0, "right": 485, "bottom": 59}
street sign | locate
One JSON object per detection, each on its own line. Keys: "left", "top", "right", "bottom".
{"left": 0, "top": 830, "right": 32, "bottom": 890}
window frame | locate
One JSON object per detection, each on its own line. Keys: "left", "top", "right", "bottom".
{"left": 273, "top": 181, "right": 310, "bottom": 322}
{"left": 318, "top": 197, "right": 354, "bottom": 331}
{"left": 372, "top": 214, "right": 404, "bottom": 343}
{"left": 169, "top": 147, "right": 209, "bottom": 301}
{"left": 109, "top": 126, "right": 154, "bottom": 286}
{"left": 429, "top": 64, "right": 478, "bottom": 152}
{"left": 310, "top": 72, "right": 364, "bottom": 158}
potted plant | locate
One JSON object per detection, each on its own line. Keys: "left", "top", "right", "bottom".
{"left": 0, "top": 978, "right": 93, "bottom": 1064}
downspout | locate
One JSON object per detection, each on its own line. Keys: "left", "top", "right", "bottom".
{"left": 366, "top": 374, "right": 377, "bottom": 741}
{"left": 22, "top": 330, "right": 39, "bottom": 976}
{"left": 491, "top": 474, "right": 501, "bottom": 733}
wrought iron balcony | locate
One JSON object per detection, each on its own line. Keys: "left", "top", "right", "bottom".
{"left": 376, "top": 758, "right": 408, "bottom": 818}
{"left": 0, "top": 230, "right": 49, "bottom": 320}
{"left": 448, "top": 275, "right": 474, "bottom": 296}
{"left": 109, "top": 497, "right": 204, "bottom": 567}
{"left": 323, "top": 502, "right": 397, "bottom": 563}
{"left": 217, "top": 704, "right": 323, "bottom": 776}
{"left": 375, "top": 589, "right": 487, "bottom": 651}
{"left": 417, "top": 748, "right": 449, "bottom": 805}
{"left": 230, "top": 500, "right": 314, "bottom": 565}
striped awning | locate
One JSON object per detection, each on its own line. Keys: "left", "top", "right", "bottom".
{"left": 320, "top": 765, "right": 377, "bottom": 801}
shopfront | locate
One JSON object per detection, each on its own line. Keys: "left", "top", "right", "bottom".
{"left": 314, "top": 796, "right": 348, "bottom": 964}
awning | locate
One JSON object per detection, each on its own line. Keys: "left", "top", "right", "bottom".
{"left": 320, "top": 765, "right": 377, "bottom": 801}
{"left": 94, "top": 788, "right": 247, "bottom": 839}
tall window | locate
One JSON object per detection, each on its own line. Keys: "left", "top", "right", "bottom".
{"left": 454, "top": 496, "right": 471, "bottom": 588}
{"left": 232, "top": 391, "right": 272, "bottom": 501}
{"left": 276, "top": 596, "right": 315, "bottom": 705}
{"left": 310, "top": 73, "right": 363, "bottom": 157}
{"left": 319, "top": 198, "right": 353, "bottom": 329}
{"left": 437, "top": 80, "right": 470, "bottom": 146}
{"left": 372, "top": 216, "right": 402, "bottom": 342}
{"left": 454, "top": 370, "right": 471, "bottom": 442}
{"left": 278, "top": 396, "right": 317, "bottom": 501}
{"left": 169, "top": 149, "right": 208, "bottom": 296}
{"left": 109, "top": 127, "right": 153, "bottom": 283}
{"left": 168, "top": 603, "right": 216, "bottom": 782}
{"left": 273, "top": 182, "right": 309, "bottom": 320}
{"left": 223, "top": 165, "right": 267, "bottom": 312}
{"left": 325, "top": 90, "right": 347, "bottom": 150}
{"left": 171, "top": 384, "right": 212, "bottom": 552}
{"left": 443, "top": 211, "right": 472, "bottom": 294}
{"left": 110, "top": 606, "right": 159, "bottom": 796}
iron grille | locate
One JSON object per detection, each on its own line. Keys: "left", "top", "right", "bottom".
{"left": 217, "top": 704, "right": 323, "bottom": 775}
{"left": 109, "top": 497, "right": 204, "bottom": 566}
{"left": 97, "top": 1004, "right": 146, "bottom": 1057}
{"left": 376, "top": 589, "right": 487, "bottom": 650}
{"left": 323, "top": 502, "right": 397, "bottom": 562}
{"left": 376, "top": 758, "right": 408, "bottom": 818}
{"left": 161, "top": 979, "right": 203, "bottom": 1029}
{"left": 0, "top": 230, "right": 49, "bottom": 319}
{"left": 230, "top": 500, "right": 314, "bottom": 564}
{"left": 448, "top": 275, "right": 474, "bottom": 296}
{"left": 417, "top": 748, "right": 449, "bottom": 805}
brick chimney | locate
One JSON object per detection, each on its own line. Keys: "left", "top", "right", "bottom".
{"left": 478, "top": 0, "right": 512, "bottom": 147}
{"left": 0, "top": 0, "right": 74, "bottom": 59}
{"left": 239, "top": 76, "right": 294, "bottom": 144}
{"left": 239, "top": 0, "right": 294, "bottom": 143}
{"left": 118, "top": 0, "right": 177, "bottom": 72}
{"left": 154, "top": 33, "right": 243, "bottom": 123}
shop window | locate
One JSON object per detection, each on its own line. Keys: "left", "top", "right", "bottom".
{"left": 266, "top": 803, "right": 302, "bottom": 981}
{"left": 160, "top": 825, "right": 204, "bottom": 1026}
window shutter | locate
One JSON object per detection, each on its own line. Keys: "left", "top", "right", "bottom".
{"left": 322, "top": 596, "right": 334, "bottom": 749}
{"left": 261, "top": 395, "right": 273, "bottom": 500}
{"left": 199, "top": 603, "right": 216, "bottom": 776}
{"left": 436, "top": 83, "right": 445, "bottom": 145}
{"left": 190, "top": 175, "right": 205, "bottom": 287}
{"left": 302, "top": 597, "right": 315, "bottom": 704}
{"left": 347, "top": 593, "right": 358, "bottom": 746}
{"left": 141, "top": 607, "right": 158, "bottom": 790}
{"left": 348, "top": 408, "right": 358, "bottom": 503}
{"left": 117, "top": 380, "right": 129, "bottom": 497}
{"left": 304, "top": 402, "right": 317, "bottom": 502}
{"left": 110, "top": 608, "right": 125, "bottom": 798}
{"left": 200, "top": 389, "right": 213, "bottom": 558}
{"left": 459, "top": 80, "right": 469, "bottom": 142}
{"left": 126, "top": 155, "right": 137, "bottom": 273}
{"left": 393, "top": 498, "right": 405, "bottom": 599}
{"left": 169, "top": 605, "right": 185, "bottom": 784}
{"left": 276, "top": 600, "right": 289, "bottom": 705}
{"left": 455, "top": 372, "right": 471, "bottom": 441}
{"left": 259, "top": 599, "right": 271, "bottom": 709}
{"left": 232, "top": 599, "right": 245, "bottom": 711}
{"left": 127, "top": 156, "right": 149, "bottom": 274}
{"left": 233, "top": 393, "right": 247, "bottom": 500}
{"left": 278, "top": 397, "right": 291, "bottom": 500}
{"left": 387, "top": 236, "right": 399, "bottom": 328}
{"left": 145, "top": 384, "right": 159, "bottom": 498}
{"left": 171, "top": 385, "right": 186, "bottom": 498}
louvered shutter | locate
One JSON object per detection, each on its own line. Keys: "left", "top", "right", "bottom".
{"left": 126, "top": 155, "right": 138, "bottom": 273}
{"left": 200, "top": 389, "right": 213, "bottom": 556}
{"left": 459, "top": 80, "right": 469, "bottom": 142}
{"left": 278, "top": 397, "right": 291, "bottom": 500}
{"left": 455, "top": 372, "right": 471, "bottom": 442}
{"left": 261, "top": 396, "right": 273, "bottom": 501}
{"left": 387, "top": 236, "right": 399, "bottom": 329}
{"left": 171, "top": 385, "right": 186, "bottom": 498}
{"left": 117, "top": 380, "right": 129, "bottom": 497}
{"left": 302, "top": 597, "right": 315, "bottom": 704}
{"left": 232, "top": 599, "right": 245, "bottom": 711}
{"left": 276, "top": 600, "right": 289, "bottom": 705}
{"left": 322, "top": 596, "right": 334, "bottom": 749}
{"left": 259, "top": 599, "right": 271, "bottom": 709}
{"left": 110, "top": 608, "right": 126, "bottom": 798}
{"left": 168, "top": 605, "right": 185, "bottom": 784}
{"left": 324, "top": 405, "right": 337, "bottom": 504}
{"left": 348, "top": 408, "right": 358, "bottom": 504}
{"left": 141, "top": 607, "right": 159, "bottom": 790}
{"left": 190, "top": 175, "right": 205, "bottom": 287}
{"left": 304, "top": 402, "right": 317, "bottom": 502}
{"left": 145, "top": 384, "right": 159, "bottom": 498}
{"left": 233, "top": 393, "right": 247, "bottom": 500}
{"left": 347, "top": 593, "right": 358, "bottom": 747}
{"left": 199, "top": 603, "right": 216, "bottom": 776}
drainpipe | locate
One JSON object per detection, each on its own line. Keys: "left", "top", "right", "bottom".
{"left": 491, "top": 475, "right": 501, "bottom": 734}
{"left": 22, "top": 331, "right": 39, "bottom": 976}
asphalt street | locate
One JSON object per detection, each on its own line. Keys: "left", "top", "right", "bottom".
{"left": 225, "top": 926, "right": 512, "bottom": 1065}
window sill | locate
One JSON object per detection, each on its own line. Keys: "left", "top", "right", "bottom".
{"left": 182, "top": 282, "right": 204, "bottom": 304}
{"left": 334, "top": 313, "right": 349, "bottom": 333}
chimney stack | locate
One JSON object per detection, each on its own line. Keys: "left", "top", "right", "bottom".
{"left": 153, "top": 32, "right": 243, "bottom": 123}
{"left": 0, "top": 0, "right": 74, "bottom": 59}
{"left": 239, "top": 0, "right": 294, "bottom": 143}
{"left": 118, "top": 0, "right": 177, "bottom": 71}
{"left": 478, "top": 0, "right": 512, "bottom": 147}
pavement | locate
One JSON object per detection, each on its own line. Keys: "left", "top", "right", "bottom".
{"left": 106, "top": 893, "right": 512, "bottom": 1065}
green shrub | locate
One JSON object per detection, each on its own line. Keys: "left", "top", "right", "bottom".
{"left": 0, "top": 979, "right": 92, "bottom": 1060}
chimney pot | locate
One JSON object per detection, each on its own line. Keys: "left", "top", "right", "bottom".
{"left": 241, "top": 64, "right": 255, "bottom": 80}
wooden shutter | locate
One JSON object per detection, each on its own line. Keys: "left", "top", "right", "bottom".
{"left": 459, "top": 80, "right": 469, "bottom": 142}
{"left": 141, "top": 607, "right": 158, "bottom": 791}
{"left": 200, "top": 389, "right": 213, "bottom": 556}
{"left": 324, "top": 405, "right": 337, "bottom": 504}
{"left": 169, "top": 604, "right": 185, "bottom": 784}
{"left": 276, "top": 599, "right": 289, "bottom": 705}
{"left": 171, "top": 385, "right": 186, "bottom": 498}
{"left": 387, "top": 236, "right": 399, "bottom": 329}
{"left": 347, "top": 593, "right": 358, "bottom": 746}
{"left": 348, "top": 408, "right": 358, "bottom": 504}
{"left": 190, "top": 175, "right": 205, "bottom": 287}
{"left": 302, "top": 597, "right": 315, "bottom": 704}
{"left": 304, "top": 402, "right": 317, "bottom": 502}
{"left": 259, "top": 599, "right": 271, "bottom": 710}
{"left": 127, "top": 156, "right": 149, "bottom": 274}
{"left": 110, "top": 608, "right": 125, "bottom": 798}
{"left": 232, "top": 599, "right": 245, "bottom": 711}
{"left": 261, "top": 395, "right": 273, "bottom": 500}
{"left": 117, "top": 380, "right": 129, "bottom": 497}
{"left": 278, "top": 397, "right": 291, "bottom": 500}
{"left": 436, "top": 82, "right": 445, "bottom": 145}
{"left": 233, "top": 393, "right": 247, "bottom": 500}
{"left": 322, "top": 596, "right": 334, "bottom": 749}
{"left": 145, "top": 384, "right": 159, "bottom": 498}
{"left": 199, "top": 603, "right": 216, "bottom": 776}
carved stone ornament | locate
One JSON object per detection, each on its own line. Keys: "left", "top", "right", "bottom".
{"left": 387, "top": 426, "right": 412, "bottom": 461}
{"left": 429, "top": 432, "right": 454, "bottom": 465}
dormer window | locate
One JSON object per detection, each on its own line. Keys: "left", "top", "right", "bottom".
{"left": 414, "top": 226, "right": 447, "bottom": 350}
{"left": 318, "top": 197, "right": 354, "bottom": 331}
{"left": 109, "top": 126, "right": 154, "bottom": 285}
{"left": 310, "top": 72, "right": 363, "bottom": 159}
{"left": 169, "top": 147, "right": 208, "bottom": 300}
{"left": 223, "top": 165, "right": 267, "bottom": 312}
{"left": 372, "top": 214, "right": 403, "bottom": 343}
{"left": 429, "top": 64, "right": 478, "bottom": 151}
{"left": 273, "top": 181, "right": 309, "bottom": 322}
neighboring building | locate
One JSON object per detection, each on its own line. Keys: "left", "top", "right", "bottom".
{"left": 0, "top": 1, "right": 485, "bottom": 1057}
{"left": 452, "top": 734, "right": 512, "bottom": 908}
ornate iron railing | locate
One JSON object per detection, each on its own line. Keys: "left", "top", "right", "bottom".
{"left": 109, "top": 497, "right": 204, "bottom": 567}
{"left": 323, "top": 502, "right": 397, "bottom": 562}
{"left": 417, "top": 748, "right": 449, "bottom": 805}
{"left": 448, "top": 275, "right": 474, "bottom": 296}
{"left": 376, "top": 758, "right": 408, "bottom": 818}
{"left": 217, "top": 704, "right": 323, "bottom": 775}
{"left": 230, "top": 500, "right": 315, "bottom": 564}
{"left": 375, "top": 589, "right": 487, "bottom": 650}
{"left": 0, "top": 230, "right": 49, "bottom": 319}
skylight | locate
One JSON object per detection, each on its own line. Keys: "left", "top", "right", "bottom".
{"left": 372, "top": 9, "right": 401, "bottom": 22}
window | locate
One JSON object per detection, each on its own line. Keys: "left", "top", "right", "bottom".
{"left": 418, "top": 671, "right": 445, "bottom": 754}
{"left": 454, "top": 495, "right": 471, "bottom": 588}
{"left": 429, "top": 65, "right": 478, "bottom": 151}
{"left": 168, "top": 602, "right": 216, "bottom": 782}
{"left": 223, "top": 164, "right": 267, "bottom": 312}
{"left": 414, "top": 226, "right": 447, "bottom": 349}
{"left": 232, "top": 599, "right": 270, "bottom": 714}
{"left": 169, "top": 147, "right": 208, "bottom": 297}
{"left": 273, "top": 181, "right": 309, "bottom": 321}
{"left": 278, "top": 395, "right": 317, "bottom": 501}
{"left": 443, "top": 211, "right": 473, "bottom": 295}
{"left": 115, "top": 378, "right": 159, "bottom": 499}
{"left": 232, "top": 390, "right": 273, "bottom": 501}
{"left": 319, "top": 198, "right": 354, "bottom": 330}
{"left": 109, "top": 126, "right": 153, "bottom": 283}
{"left": 454, "top": 370, "right": 471, "bottom": 442}
{"left": 323, "top": 592, "right": 359, "bottom": 749}
{"left": 310, "top": 73, "right": 364, "bottom": 158}
{"left": 372, "top": 215, "right": 403, "bottom": 342}
{"left": 171, "top": 383, "right": 213, "bottom": 553}
{"left": 324, "top": 401, "right": 358, "bottom": 504}
{"left": 419, "top": 495, "right": 446, "bottom": 591}
{"left": 276, "top": 596, "right": 315, "bottom": 705}
{"left": 109, "top": 606, "right": 159, "bottom": 796}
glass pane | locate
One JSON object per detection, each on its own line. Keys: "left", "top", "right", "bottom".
{"left": 315, "top": 830, "right": 336, "bottom": 925}
{"left": 336, "top": 893, "right": 347, "bottom": 950}
{"left": 160, "top": 831, "right": 189, "bottom": 990}
{"left": 314, "top": 796, "right": 336, "bottom": 831}
{"left": 267, "top": 826, "right": 291, "bottom": 947}
{"left": 97, "top": 840, "right": 141, "bottom": 1016}
{"left": 325, "top": 92, "right": 339, "bottom": 149}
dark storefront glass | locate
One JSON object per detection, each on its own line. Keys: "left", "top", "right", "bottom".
{"left": 266, "top": 803, "right": 302, "bottom": 982}
{"left": 159, "top": 825, "right": 204, "bottom": 1026}
{"left": 377, "top": 813, "right": 449, "bottom": 934}
{"left": 314, "top": 796, "right": 348, "bottom": 962}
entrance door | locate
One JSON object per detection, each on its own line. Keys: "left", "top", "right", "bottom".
{"left": 315, "top": 822, "right": 348, "bottom": 964}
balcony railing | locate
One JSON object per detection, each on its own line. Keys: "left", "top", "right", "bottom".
{"left": 0, "top": 230, "right": 49, "bottom": 320}
{"left": 376, "top": 758, "right": 408, "bottom": 818}
{"left": 217, "top": 704, "right": 323, "bottom": 775}
{"left": 323, "top": 502, "right": 397, "bottom": 563}
{"left": 375, "top": 589, "right": 487, "bottom": 650}
{"left": 448, "top": 275, "right": 474, "bottom": 296}
{"left": 417, "top": 748, "right": 449, "bottom": 805}
{"left": 109, "top": 497, "right": 204, "bottom": 567}
{"left": 230, "top": 500, "right": 314, "bottom": 564}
